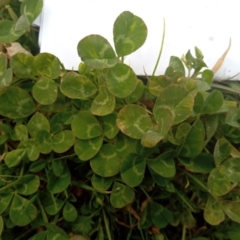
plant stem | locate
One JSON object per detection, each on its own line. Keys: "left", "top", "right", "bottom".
{"left": 102, "top": 209, "right": 112, "bottom": 240}
{"left": 181, "top": 225, "right": 186, "bottom": 240}
{"left": 151, "top": 18, "right": 165, "bottom": 77}
{"left": 37, "top": 198, "right": 48, "bottom": 223}
{"left": 0, "top": 164, "right": 24, "bottom": 193}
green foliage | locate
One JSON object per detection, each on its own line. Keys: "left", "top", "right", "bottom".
{"left": 1, "top": 6, "right": 240, "bottom": 240}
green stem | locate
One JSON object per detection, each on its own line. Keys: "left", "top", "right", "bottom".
{"left": 181, "top": 225, "right": 186, "bottom": 240}
{"left": 0, "top": 164, "right": 24, "bottom": 193}
{"left": 102, "top": 209, "right": 112, "bottom": 240}
{"left": 37, "top": 198, "right": 48, "bottom": 223}
{"left": 151, "top": 18, "right": 165, "bottom": 77}
{"left": 140, "top": 186, "right": 151, "bottom": 200}
{"left": 5, "top": 5, "right": 18, "bottom": 23}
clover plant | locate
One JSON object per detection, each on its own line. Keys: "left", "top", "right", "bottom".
{"left": 1, "top": 1, "right": 240, "bottom": 240}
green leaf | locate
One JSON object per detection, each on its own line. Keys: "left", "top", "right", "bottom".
{"left": 15, "top": 124, "right": 28, "bottom": 141}
{"left": 155, "top": 107, "right": 173, "bottom": 135}
{"left": 77, "top": 34, "right": 117, "bottom": 69}
{"left": 220, "top": 158, "right": 240, "bottom": 183}
{"left": 0, "top": 193, "right": 13, "bottom": 214}
{"left": 0, "top": 20, "right": 24, "bottom": 43}
{"left": 207, "top": 168, "right": 232, "bottom": 196}
{"left": 214, "top": 138, "right": 231, "bottom": 166}
{"left": 141, "top": 130, "right": 164, "bottom": 148}
{"left": 52, "top": 159, "right": 64, "bottom": 176}
{"left": 0, "top": 215, "right": 3, "bottom": 236}
{"left": 52, "top": 130, "right": 75, "bottom": 153}
{"left": 20, "top": 0, "right": 43, "bottom": 23}
{"left": 90, "top": 144, "right": 121, "bottom": 177}
{"left": 10, "top": 194, "right": 37, "bottom": 226}
{"left": 169, "top": 56, "right": 185, "bottom": 76}
{"left": 221, "top": 201, "right": 240, "bottom": 223}
{"left": 179, "top": 153, "right": 215, "bottom": 173}
{"left": 106, "top": 63, "right": 137, "bottom": 98}
{"left": 148, "top": 75, "right": 173, "bottom": 97}
{"left": 91, "top": 87, "right": 115, "bottom": 116}
{"left": 15, "top": 14, "right": 30, "bottom": 32}
{"left": 72, "top": 216, "right": 94, "bottom": 237}
{"left": 110, "top": 182, "right": 135, "bottom": 208}
{"left": 204, "top": 196, "right": 225, "bottom": 225}
{"left": 115, "top": 134, "right": 138, "bottom": 158}
{"left": 71, "top": 111, "right": 102, "bottom": 139}
{"left": 91, "top": 174, "right": 113, "bottom": 192}
{"left": 10, "top": 53, "right": 36, "bottom": 78}
{"left": 4, "top": 149, "right": 26, "bottom": 167}
{"left": 116, "top": 105, "right": 152, "bottom": 139}
{"left": 148, "top": 153, "right": 176, "bottom": 178}
{"left": 113, "top": 11, "right": 147, "bottom": 56}
{"left": 35, "top": 130, "right": 52, "bottom": 154}
{"left": 149, "top": 167, "right": 170, "bottom": 187}
{"left": 63, "top": 202, "right": 77, "bottom": 222}
{"left": 225, "top": 108, "right": 240, "bottom": 128}
{"left": 74, "top": 137, "right": 103, "bottom": 161}
{"left": 0, "top": 68, "right": 12, "bottom": 87}
{"left": 44, "top": 198, "right": 65, "bottom": 215}
{"left": 151, "top": 202, "right": 173, "bottom": 228}
{"left": 120, "top": 153, "right": 146, "bottom": 187}
{"left": 180, "top": 119, "right": 205, "bottom": 158}
{"left": 0, "top": 53, "right": 7, "bottom": 76}
{"left": 153, "top": 85, "right": 195, "bottom": 125}
{"left": 0, "top": 86, "right": 35, "bottom": 119}
{"left": 28, "top": 232, "right": 47, "bottom": 240}
{"left": 124, "top": 79, "right": 144, "bottom": 103}
{"left": 201, "top": 90, "right": 223, "bottom": 114}
{"left": 29, "top": 160, "right": 47, "bottom": 172}
{"left": 34, "top": 53, "right": 60, "bottom": 79}
{"left": 26, "top": 138, "right": 39, "bottom": 161}
{"left": 60, "top": 72, "right": 97, "bottom": 99}
{"left": 47, "top": 164, "right": 71, "bottom": 193}
{"left": 27, "top": 112, "right": 50, "bottom": 138}
{"left": 204, "top": 114, "right": 218, "bottom": 145}
{"left": 15, "top": 175, "right": 40, "bottom": 195}
{"left": 102, "top": 112, "right": 119, "bottom": 139}
{"left": 32, "top": 77, "right": 58, "bottom": 105}
{"left": 46, "top": 224, "right": 69, "bottom": 240}
{"left": 201, "top": 69, "right": 214, "bottom": 84}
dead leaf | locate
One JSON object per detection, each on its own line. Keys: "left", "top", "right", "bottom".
{"left": 69, "top": 232, "right": 90, "bottom": 240}
{"left": 4, "top": 42, "right": 31, "bottom": 58}
{"left": 212, "top": 38, "right": 231, "bottom": 74}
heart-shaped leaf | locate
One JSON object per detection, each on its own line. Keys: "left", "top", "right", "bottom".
{"left": 117, "top": 105, "right": 152, "bottom": 139}
{"left": 207, "top": 168, "right": 232, "bottom": 196}
{"left": 15, "top": 175, "right": 40, "bottom": 195}
{"left": 102, "top": 112, "right": 119, "bottom": 139}
{"left": 0, "top": 86, "right": 35, "bottom": 119}
{"left": 63, "top": 202, "right": 77, "bottom": 222}
{"left": 91, "top": 174, "right": 113, "bottom": 192}
{"left": 10, "top": 194, "right": 37, "bottom": 226}
{"left": 32, "top": 77, "right": 58, "bottom": 105}
{"left": 60, "top": 72, "right": 97, "bottom": 99}
{"left": 91, "top": 87, "right": 115, "bottom": 116}
{"left": 71, "top": 111, "right": 102, "bottom": 139}
{"left": 90, "top": 144, "right": 121, "bottom": 177}
{"left": 204, "top": 196, "right": 225, "bottom": 225}
{"left": 27, "top": 112, "right": 50, "bottom": 138}
{"left": 153, "top": 85, "right": 195, "bottom": 125}
{"left": 120, "top": 153, "right": 146, "bottom": 187}
{"left": 34, "top": 53, "right": 60, "bottom": 79}
{"left": 77, "top": 34, "right": 117, "bottom": 69}
{"left": 106, "top": 63, "right": 137, "bottom": 98}
{"left": 113, "top": 11, "right": 147, "bottom": 56}
{"left": 110, "top": 182, "right": 135, "bottom": 208}
{"left": 52, "top": 130, "right": 75, "bottom": 153}
{"left": 74, "top": 137, "right": 103, "bottom": 161}
{"left": 4, "top": 149, "right": 26, "bottom": 167}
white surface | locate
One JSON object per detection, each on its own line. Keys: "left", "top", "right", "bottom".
{"left": 39, "top": 0, "right": 240, "bottom": 79}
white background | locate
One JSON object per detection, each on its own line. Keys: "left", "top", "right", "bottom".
{"left": 38, "top": 0, "right": 240, "bottom": 80}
